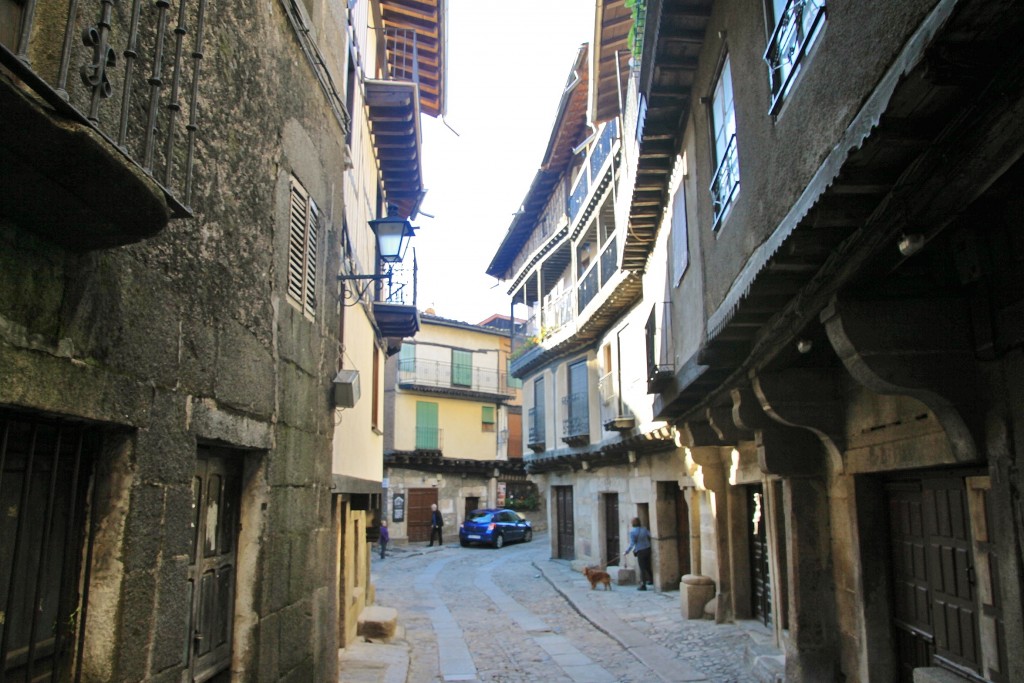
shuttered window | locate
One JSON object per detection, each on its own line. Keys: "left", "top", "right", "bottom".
{"left": 288, "top": 178, "right": 319, "bottom": 317}
{"left": 481, "top": 406, "right": 495, "bottom": 432}
{"left": 451, "top": 349, "right": 472, "bottom": 387}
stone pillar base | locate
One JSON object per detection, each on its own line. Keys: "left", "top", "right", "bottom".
{"left": 680, "top": 574, "right": 716, "bottom": 620}
{"left": 608, "top": 566, "right": 636, "bottom": 585}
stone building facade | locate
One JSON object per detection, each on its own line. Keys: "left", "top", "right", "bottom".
{"left": 382, "top": 314, "right": 533, "bottom": 545}
{"left": 0, "top": 0, "right": 443, "bottom": 680}
{"left": 491, "top": 1, "right": 1024, "bottom": 682}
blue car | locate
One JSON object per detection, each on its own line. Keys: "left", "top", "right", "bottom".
{"left": 459, "top": 508, "right": 533, "bottom": 548}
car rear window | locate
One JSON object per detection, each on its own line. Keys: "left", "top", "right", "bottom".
{"left": 468, "top": 511, "right": 493, "bottom": 522}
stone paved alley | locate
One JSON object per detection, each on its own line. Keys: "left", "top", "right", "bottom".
{"left": 339, "top": 534, "right": 782, "bottom": 682}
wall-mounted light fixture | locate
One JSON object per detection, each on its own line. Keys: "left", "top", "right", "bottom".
{"left": 898, "top": 233, "right": 925, "bottom": 257}
{"left": 338, "top": 204, "right": 416, "bottom": 299}
{"left": 797, "top": 339, "right": 813, "bottom": 354}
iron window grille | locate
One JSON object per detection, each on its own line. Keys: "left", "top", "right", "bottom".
{"left": 765, "top": 0, "right": 827, "bottom": 115}
{"left": 709, "top": 54, "right": 739, "bottom": 226}
{"left": 1, "top": 411, "right": 99, "bottom": 683}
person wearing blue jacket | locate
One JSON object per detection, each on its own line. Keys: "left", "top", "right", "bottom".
{"left": 624, "top": 517, "right": 653, "bottom": 591}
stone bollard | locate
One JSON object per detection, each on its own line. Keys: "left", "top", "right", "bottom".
{"left": 607, "top": 565, "right": 636, "bottom": 585}
{"left": 680, "top": 574, "right": 716, "bottom": 619}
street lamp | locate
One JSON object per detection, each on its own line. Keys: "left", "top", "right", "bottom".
{"left": 338, "top": 204, "right": 416, "bottom": 290}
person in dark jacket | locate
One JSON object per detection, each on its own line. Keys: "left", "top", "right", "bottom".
{"left": 624, "top": 517, "right": 653, "bottom": 591}
{"left": 379, "top": 520, "right": 389, "bottom": 559}
{"left": 428, "top": 503, "right": 443, "bottom": 546}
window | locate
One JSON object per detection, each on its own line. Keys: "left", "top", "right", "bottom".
{"left": 669, "top": 154, "right": 689, "bottom": 285}
{"left": 529, "top": 377, "right": 546, "bottom": 447}
{"left": 506, "top": 359, "right": 522, "bottom": 389}
{"left": 1, "top": 411, "right": 98, "bottom": 682}
{"left": 765, "top": 0, "right": 826, "bottom": 114}
{"left": 287, "top": 178, "right": 319, "bottom": 316}
{"left": 562, "top": 360, "right": 589, "bottom": 441}
{"left": 709, "top": 54, "right": 739, "bottom": 225}
{"left": 451, "top": 349, "right": 472, "bottom": 387}
{"left": 415, "top": 401, "right": 439, "bottom": 450}
{"left": 481, "top": 406, "right": 495, "bottom": 432}
{"left": 372, "top": 344, "right": 381, "bottom": 430}
{"left": 399, "top": 343, "right": 415, "bottom": 374}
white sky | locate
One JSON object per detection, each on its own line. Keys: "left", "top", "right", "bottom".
{"left": 412, "top": 0, "right": 594, "bottom": 325}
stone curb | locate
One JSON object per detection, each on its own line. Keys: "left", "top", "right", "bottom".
{"left": 532, "top": 558, "right": 709, "bottom": 683}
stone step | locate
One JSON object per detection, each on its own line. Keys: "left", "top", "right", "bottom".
{"left": 357, "top": 606, "right": 399, "bottom": 642}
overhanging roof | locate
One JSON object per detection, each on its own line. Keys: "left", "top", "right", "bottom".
{"left": 591, "top": 0, "right": 634, "bottom": 124}
{"left": 622, "top": 0, "right": 713, "bottom": 272}
{"left": 486, "top": 45, "right": 590, "bottom": 279}
{"left": 365, "top": 79, "right": 423, "bottom": 218}
{"left": 379, "top": 0, "right": 448, "bottom": 118}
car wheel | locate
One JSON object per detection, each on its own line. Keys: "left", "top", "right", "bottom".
{"left": 494, "top": 533, "right": 504, "bottom": 549}
{"left": 460, "top": 539, "right": 469, "bottom": 547}
{"left": 524, "top": 529, "right": 533, "bottom": 543}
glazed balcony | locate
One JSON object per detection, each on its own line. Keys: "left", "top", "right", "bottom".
{"left": 1, "top": 0, "right": 211, "bottom": 249}
{"left": 568, "top": 119, "right": 619, "bottom": 226}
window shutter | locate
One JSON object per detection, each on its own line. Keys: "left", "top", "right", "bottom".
{"left": 482, "top": 406, "right": 495, "bottom": 424}
{"left": 305, "top": 198, "right": 319, "bottom": 315}
{"left": 287, "top": 178, "right": 319, "bottom": 317}
{"left": 288, "top": 182, "right": 308, "bottom": 306}
{"left": 451, "top": 349, "right": 472, "bottom": 387}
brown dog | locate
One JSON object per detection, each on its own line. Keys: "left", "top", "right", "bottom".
{"left": 583, "top": 566, "right": 612, "bottom": 591}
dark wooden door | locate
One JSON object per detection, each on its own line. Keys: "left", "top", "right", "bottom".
{"left": 748, "top": 484, "right": 771, "bottom": 626}
{"left": 464, "top": 496, "right": 479, "bottom": 523}
{"left": 887, "top": 477, "right": 981, "bottom": 681}
{"left": 604, "top": 493, "right": 619, "bottom": 566}
{"left": 555, "top": 486, "right": 574, "bottom": 560}
{"left": 507, "top": 410, "right": 523, "bottom": 459}
{"left": 407, "top": 488, "right": 438, "bottom": 542}
{"left": 189, "top": 450, "right": 242, "bottom": 683}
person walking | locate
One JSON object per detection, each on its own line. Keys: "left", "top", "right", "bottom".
{"left": 379, "top": 520, "right": 389, "bottom": 559}
{"left": 624, "top": 517, "right": 653, "bottom": 591}
{"left": 428, "top": 503, "right": 443, "bottom": 546}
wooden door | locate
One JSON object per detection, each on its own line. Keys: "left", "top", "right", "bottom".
{"left": 887, "top": 477, "right": 981, "bottom": 681}
{"left": 554, "top": 486, "right": 575, "bottom": 560}
{"left": 748, "top": 484, "right": 771, "bottom": 627}
{"left": 507, "top": 410, "right": 523, "bottom": 459}
{"left": 407, "top": 488, "right": 438, "bottom": 542}
{"left": 603, "top": 493, "right": 619, "bottom": 566}
{"left": 464, "top": 496, "right": 479, "bottom": 523}
{"left": 189, "top": 450, "right": 242, "bottom": 683}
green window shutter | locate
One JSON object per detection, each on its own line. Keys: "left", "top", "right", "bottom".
{"left": 451, "top": 349, "right": 472, "bottom": 387}
{"left": 415, "top": 401, "right": 439, "bottom": 450}
{"left": 482, "top": 406, "right": 495, "bottom": 424}
{"left": 399, "top": 343, "right": 415, "bottom": 373}
{"left": 507, "top": 360, "right": 522, "bottom": 389}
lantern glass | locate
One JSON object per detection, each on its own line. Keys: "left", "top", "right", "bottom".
{"left": 369, "top": 206, "right": 414, "bottom": 263}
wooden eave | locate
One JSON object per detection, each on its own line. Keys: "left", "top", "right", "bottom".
{"left": 592, "top": 0, "right": 633, "bottom": 124}
{"left": 623, "top": 0, "right": 714, "bottom": 272}
{"left": 486, "top": 47, "right": 590, "bottom": 279}
{"left": 655, "top": 0, "right": 1024, "bottom": 422}
{"left": 384, "top": 451, "right": 526, "bottom": 476}
{"left": 380, "top": 0, "right": 447, "bottom": 117}
{"left": 365, "top": 79, "right": 423, "bottom": 218}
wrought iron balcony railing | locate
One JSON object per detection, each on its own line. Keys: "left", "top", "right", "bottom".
{"left": 380, "top": 257, "right": 418, "bottom": 307}
{"left": 398, "top": 359, "right": 517, "bottom": 398}
{"left": 415, "top": 426, "right": 443, "bottom": 450}
{"left": 1, "top": 0, "right": 211, "bottom": 216}
{"left": 710, "top": 133, "right": 740, "bottom": 225}
{"left": 561, "top": 392, "right": 589, "bottom": 441}
{"left": 765, "top": 0, "right": 826, "bottom": 114}
{"left": 527, "top": 407, "right": 545, "bottom": 449}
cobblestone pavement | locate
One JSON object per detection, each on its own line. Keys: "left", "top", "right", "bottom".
{"left": 346, "top": 533, "right": 776, "bottom": 683}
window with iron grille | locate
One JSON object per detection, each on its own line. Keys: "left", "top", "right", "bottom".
{"left": 287, "top": 178, "right": 320, "bottom": 317}
{"left": 765, "top": 0, "right": 826, "bottom": 114}
{"left": 1, "top": 410, "right": 99, "bottom": 683}
{"left": 709, "top": 54, "right": 739, "bottom": 226}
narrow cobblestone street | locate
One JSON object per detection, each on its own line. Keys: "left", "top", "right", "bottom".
{"left": 340, "top": 533, "right": 778, "bottom": 682}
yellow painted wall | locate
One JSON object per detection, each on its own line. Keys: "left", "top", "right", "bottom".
{"left": 332, "top": 309, "right": 384, "bottom": 482}
{"left": 393, "top": 393, "right": 498, "bottom": 459}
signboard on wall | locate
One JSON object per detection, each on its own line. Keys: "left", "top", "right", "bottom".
{"left": 496, "top": 482, "right": 506, "bottom": 508}
{"left": 392, "top": 494, "right": 405, "bottom": 522}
